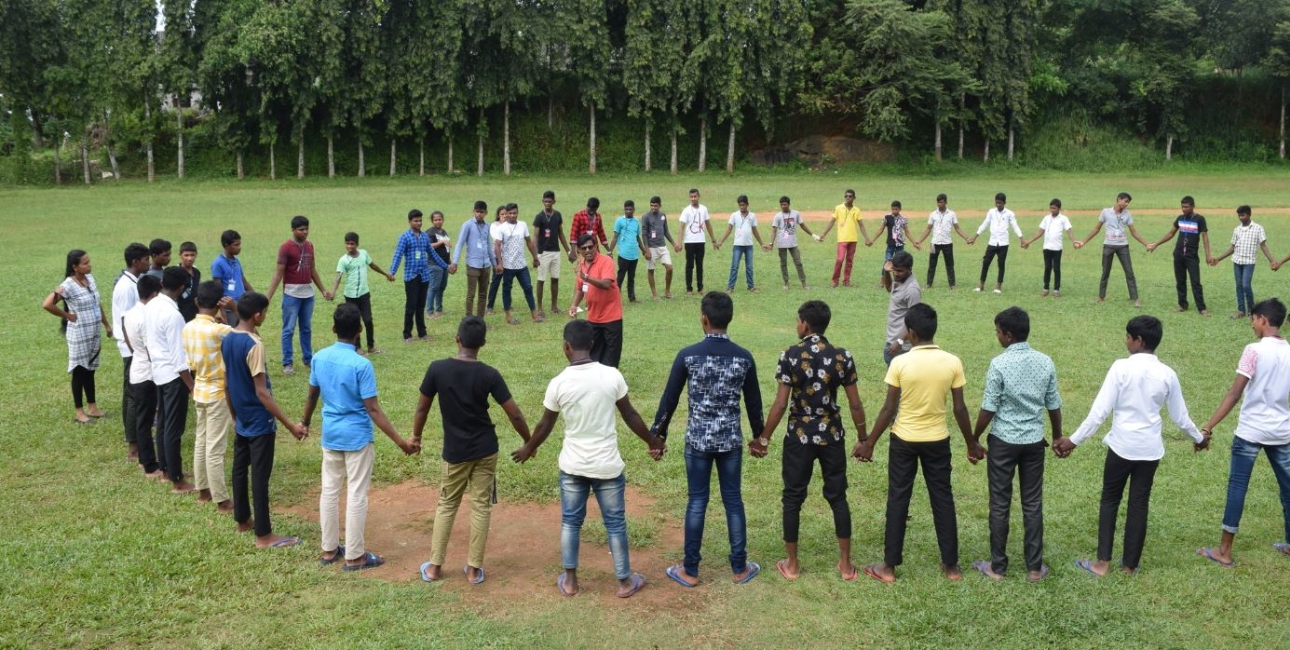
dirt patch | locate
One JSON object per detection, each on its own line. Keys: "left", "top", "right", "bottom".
{"left": 280, "top": 480, "right": 705, "bottom": 612}
{"left": 798, "top": 207, "right": 1290, "bottom": 221}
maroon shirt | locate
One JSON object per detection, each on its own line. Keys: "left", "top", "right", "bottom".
{"left": 277, "top": 239, "right": 316, "bottom": 285}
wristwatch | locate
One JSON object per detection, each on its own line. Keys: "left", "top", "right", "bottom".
{"left": 755, "top": 437, "right": 770, "bottom": 447}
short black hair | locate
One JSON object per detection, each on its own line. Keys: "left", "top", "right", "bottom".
{"left": 936, "top": 193, "right": 947, "bottom": 202}
{"left": 506, "top": 203, "right": 518, "bottom": 211}
{"left": 458, "top": 315, "right": 487, "bottom": 349}
{"left": 221, "top": 230, "right": 241, "bottom": 248}
{"left": 587, "top": 197, "right": 600, "bottom": 211}
{"left": 890, "top": 200, "right": 902, "bottom": 208}
{"left": 543, "top": 190, "right": 555, "bottom": 201}
{"left": 161, "top": 266, "right": 188, "bottom": 291}
{"left": 1117, "top": 192, "right": 1132, "bottom": 202}
{"left": 994, "top": 306, "right": 1030, "bottom": 343}
{"left": 196, "top": 280, "right": 224, "bottom": 309}
{"left": 689, "top": 188, "right": 700, "bottom": 195}
{"left": 576, "top": 233, "right": 597, "bottom": 249}
{"left": 890, "top": 250, "right": 914, "bottom": 270}
{"left": 779, "top": 195, "right": 790, "bottom": 204}
{"left": 1126, "top": 315, "right": 1163, "bottom": 351}
{"left": 124, "top": 243, "right": 149, "bottom": 266}
{"left": 345, "top": 231, "right": 359, "bottom": 244}
{"left": 137, "top": 274, "right": 162, "bottom": 301}
{"left": 905, "top": 303, "right": 938, "bottom": 341}
{"left": 408, "top": 209, "right": 423, "bottom": 220}
{"left": 563, "top": 319, "right": 594, "bottom": 351}
{"left": 237, "top": 291, "right": 270, "bottom": 321}
{"left": 1251, "top": 298, "right": 1286, "bottom": 328}
{"left": 737, "top": 194, "right": 749, "bottom": 204}
{"left": 1050, "top": 198, "right": 1062, "bottom": 208}
{"left": 179, "top": 241, "right": 197, "bottom": 254}
{"left": 797, "top": 300, "right": 831, "bottom": 335}
{"left": 701, "top": 291, "right": 734, "bottom": 329}
{"left": 149, "top": 238, "right": 171, "bottom": 256}
{"left": 623, "top": 199, "right": 635, "bottom": 208}
{"left": 1181, "top": 195, "right": 1195, "bottom": 207}
{"left": 474, "top": 200, "right": 488, "bottom": 211}
{"left": 291, "top": 215, "right": 309, "bottom": 229}
{"left": 994, "top": 192, "right": 1006, "bottom": 203}
{"left": 649, "top": 196, "right": 661, "bottom": 205}
{"left": 333, "top": 303, "right": 362, "bottom": 339}
{"left": 1237, "top": 205, "right": 1252, "bottom": 216}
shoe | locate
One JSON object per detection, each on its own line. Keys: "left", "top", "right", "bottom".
{"left": 973, "top": 287, "right": 982, "bottom": 293}
{"left": 282, "top": 365, "right": 295, "bottom": 376}
{"left": 993, "top": 289, "right": 1002, "bottom": 294}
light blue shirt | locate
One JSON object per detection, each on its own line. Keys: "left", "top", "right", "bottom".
{"left": 453, "top": 218, "right": 498, "bottom": 269}
{"left": 614, "top": 216, "right": 642, "bottom": 261}
{"left": 980, "top": 342, "right": 1062, "bottom": 444}
{"left": 309, "top": 342, "right": 378, "bottom": 451}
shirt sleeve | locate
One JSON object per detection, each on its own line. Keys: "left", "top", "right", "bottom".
{"left": 542, "top": 376, "right": 562, "bottom": 413}
{"left": 841, "top": 351, "right": 858, "bottom": 387}
{"left": 419, "top": 364, "right": 437, "bottom": 399}
{"left": 246, "top": 340, "right": 267, "bottom": 378}
{"left": 1237, "top": 344, "right": 1258, "bottom": 379}
{"left": 743, "top": 355, "right": 766, "bottom": 436}
{"left": 981, "top": 360, "right": 1003, "bottom": 413}
{"left": 1010, "top": 214, "right": 1023, "bottom": 238}
{"left": 976, "top": 212, "right": 991, "bottom": 235}
{"left": 1069, "top": 362, "right": 1121, "bottom": 445}
{"left": 775, "top": 350, "right": 793, "bottom": 385}
{"left": 951, "top": 357, "right": 966, "bottom": 389}
{"left": 358, "top": 360, "right": 378, "bottom": 400}
{"left": 1044, "top": 360, "right": 1062, "bottom": 410}
{"left": 390, "top": 233, "right": 406, "bottom": 274}
{"left": 613, "top": 369, "right": 629, "bottom": 401}
{"left": 1164, "top": 371, "right": 1203, "bottom": 442}
{"left": 276, "top": 242, "right": 290, "bottom": 266}
{"left": 336, "top": 255, "right": 348, "bottom": 274}
{"left": 883, "top": 357, "right": 901, "bottom": 388}
{"left": 651, "top": 351, "right": 689, "bottom": 438}
{"left": 488, "top": 367, "right": 513, "bottom": 405}
{"left": 452, "top": 223, "right": 469, "bottom": 262}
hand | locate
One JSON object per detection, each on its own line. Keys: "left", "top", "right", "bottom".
{"left": 66, "top": 311, "right": 78, "bottom": 323}
{"left": 105, "top": 325, "right": 113, "bottom": 339}
{"left": 324, "top": 291, "right": 334, "bottom": 301}
{"left": 407, "top": 439, "right": 422, "bottom": 455}
{"left": 1020, "top": 241, "right": 1029, "bottom": 250}
{"left": 1210, "top": 258, "right": 1219, "bottom": 267}
{"left": 674, "top": 244, "right": 682, "bottom": 253}
{"left": 1272, "top": 261, "right": 1281, "bottom": 271}
{"left": 643, "top": 249, "right": 651, "bottom": 260}
{"left": 851, "top": 437, "right": 875, "bottom": 462}
{"left": 387, "top": 273, "right": 396, "bottom": 282}
{"left": 713, "top": 242, "right": 721, "bottom": 250}
{"left": 533, "top": 258, "right": 540, "bottom": 269}
{"left": 967, "top": 440, "right": 987, "bottom": 464}
{"left": 290, "top": 423, "right": 308, "bottom": 441}
{"left": 648, "top": 445, "right": 666, "bottom": 461}
{"left": 887, "top": 340, "right": 902, "bottom": 357}
{"left": 568, "top": 305, "right": 578, "bottom": 318}
{"left": 812, "top": 234, "right": 822, "bottom": 243}
{"left": 748, "top": 437, "right": 769, "bottom": 458}
{"left": 568, "top": 251, "right": 577, "bottom": 263}
{"left": 864, "top": 240, "right": 874, "bottom": 247}
{"left": 1146, "top": 243, "right": 1157, "bottom": 253}
{"left": 494, "top": 265, "right": 503, "bottom": 274}
{"left": 761, "top": 244, "right": 771, "bottom": 252}
{"left": 1195, "top": 434, "right": 1211, "bottom": 452}
{"left": 1073, "top": 241, "right": 1084, "bottom": 249}
{"left": 912, "top": 241, "right": 921, "bottom": 251}
{"left": 1052, "top": 437, "right": 1075, "bottom": 458}
{"left": 511, "top": 445, "right": 535, "bottom": 464}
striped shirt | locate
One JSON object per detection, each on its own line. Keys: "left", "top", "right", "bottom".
{"left": 183, "top": 314, "right": 234, "bottom": 404}
{"left": 390, "top": 228, "right": 448, "bottom": 282}
{"left": 1231, "top": 222, "right": 1267, "bottom": 265}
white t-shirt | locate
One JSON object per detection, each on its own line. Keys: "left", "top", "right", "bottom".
{"left": 492, "top": 221, "right": 530, "bottom": 270}
{"left": 976, "top": 208, "right": 1022, "bottom": 246}
{"left": 544, "top": 362, "right": 630, "bottom": 479}
{"left": 728, "top": 211, "right": 757, "bottom": 246}
{"left": 928, "top": 210, "right": 958, "bottom": 246}
{"left": 772, "top": 211, "right": 801, "bottom": 248}
{"left": 680, "top": 204, "right": 710, "bottom": 244}
{"left": 1039, "top": 214, "right": 1072, "bottom": 251}
{"left": 1099, "top": 207, "right": 1133, "bottom": 247}
{"left": 1235, "top": 337, "right": 1290, "bottom": 445}
{"left": 124, "top": 303, "right": 152, "bottom": 385}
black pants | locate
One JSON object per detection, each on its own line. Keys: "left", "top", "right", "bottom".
{"left": 122, "top": 357, "right": 136, "bottom": 444}
{"left": 71, "top": 365, "right": 97, "bottom": 409}
{"left": 684, "top": 243, "right": 706, "bottom": 292}
{"left": 1097, "top": 449, "right": 1159, "bottom": 570}
{"left": 345, "top": 293, "right": 375, "bottom": 349}
{"left": 590, "top": 319, "right": 623, "bottom": 368}
{"left": 131, "top": 380, "right": 160, "bottom": 473}
{"left": 157, "top": 378, "right": 189, "bottom": 483}
{"left": 1173, "top": 254, "right": 1206, "bottom": 311}
{"left": 987, "top": 436, "right": 1046, "bottom": 574}
{"left": 617, "top": 257, "right": 639, "bottom": 302}
{"left": 979, "top": 245, "right": 1009, "bottom": 286}
{"left": 927, "top": 244, "right": 956, "bottom": 287}
{"left": 487, "top": 266, "right": 505, "bottom": 309}
{"left": 232, "top": 432, "right": 277, "bottom": 538}
{"left": 1043, "top": 249, "right": 1063, "bottom": 291}
{"left": 1099, "top": 245, "right": 1138, "bottom": 300}
{"left": 885, "top": 435, "right": 958, "bottom": 568}
{"left": 403, "top": 279, "right": 429, "bottom": 339}
{"left": 782, "top": 439, "right": 851, "bottom": 542}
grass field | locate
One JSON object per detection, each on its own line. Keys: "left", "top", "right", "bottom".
{"left": 4, "top": 169, "right": 1290, "bottom": 649}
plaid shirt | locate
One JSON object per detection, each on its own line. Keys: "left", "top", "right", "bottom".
{"left": 1231, "top": 222, "right": 1266, "bottom": 265}
{"left": 390, "top": 228, "right": 448, "bottom": 282}
{"left": 182, "top": 314, "right": 234, "bottom": 403}
{"left": 570, "top": 209, "right": 608, "bottom": 248}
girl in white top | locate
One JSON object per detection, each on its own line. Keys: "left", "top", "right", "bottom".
{"left": 1021, "top": 199, "right": 1075, "bottom": 297}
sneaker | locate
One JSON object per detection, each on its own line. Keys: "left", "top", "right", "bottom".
{"left": 993, "top": 289, "right": 1002, "bottom": 294}
{"left": 1040, "top": 289, "right": 1050, "bottom": 297}
{"left": 1053, "top": 290, "right": 1060, "bottom": 298}
{"left": 782, "top": 284, "right": 790, "bottom": 290}
{"left": 973, "top": 287, "right": 982, "bottom": 293}
{"left": 282, "top": 365, "right": 295, "bottom": 376}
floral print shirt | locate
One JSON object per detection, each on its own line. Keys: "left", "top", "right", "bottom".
{"left": 775, "top": 334, "right": 858, "bottom": 445}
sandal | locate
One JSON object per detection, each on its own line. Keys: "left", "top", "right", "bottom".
{"left": 343, "top": 551, "right": 385, "bottom": 572}
{"left": 319, "top": 545, "right": 346, "bottom": 566}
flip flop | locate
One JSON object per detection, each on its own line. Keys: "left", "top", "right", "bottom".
{"left": 665, "top": 564, "right": 698, "bottom": 588}
{"left": 1197, "top": 547, "right": 1235, "bottom": 568}
{"left": 1074, "top": 558, "right": 1102, "bottom": 577}
{"left": 270, "top": 536, "right": 300, "bottom": 548}
{"left": 557, "top": 572, "right": 576, "bottom": 597}
{"left": 862, "top": 564, "right": 895, "bottom": 584}
{"left": 318, "top": 545, "right": 346, "bottom": 566}
{"left": 419, "top": 561, "right": 438, "bottom": 583}
{"left": 971, "top": 560, "right": 1002, "bottom": 580}
{"left": 343, "top": 551, "right": 385, "bottom": 572}
{"left": 463, "top": 565, "right": 485, "bottom": 585}
{"left": 838, "top": 563, "right": 858, "bottom": 582}
{"left": 776, "top": 559, "right": 798, "bottom": 581}
{"left": 616, "top": 572, "right": 646, "bottom": 599}
{"left": 1274, "top": 542, "right": 1290, "bottom": 557}
{"left": 733, "top": 561, "right": 761, "bottom": 584}
{"left": 1027, "top": 564, "right": 1051, "bottom": 583}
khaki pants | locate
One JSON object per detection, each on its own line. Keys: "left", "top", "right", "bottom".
{"left": 430, "top": 453, "right": 498, "bottom": 568}
{"left": 193, "top": 400, "right": 232, "bottom": 503}
{"left": 320, "top": 443, "right": 376, "bottom": 560}
{"left": 465, "top": 266, "right": 491, "bottom": 317}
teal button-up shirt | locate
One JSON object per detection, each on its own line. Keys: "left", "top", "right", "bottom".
{"left": 981, "top": 342, "right": 1062, "bottom": 444}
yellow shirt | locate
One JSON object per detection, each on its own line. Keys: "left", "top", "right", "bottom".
{"left": 833, "top": 204, "right": 863, "bottom": 243}
{"left": 182, "top": 314, "right": 234, "bottom": 404}
{"left": 885, "top": 344, "right": 966, "bottom": 442}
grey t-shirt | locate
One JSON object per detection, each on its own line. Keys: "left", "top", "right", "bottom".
{"left": 1099, "top": 207, "right": 1133, "bottom": 247}
{"left": 641, "top": 210, "right": 672, "bottom": 248}
{"left": 886, "top": 275, "right": 922, "bottom": 345}
{"left": 772, "top": 210, "right": 802, "bottom": 248}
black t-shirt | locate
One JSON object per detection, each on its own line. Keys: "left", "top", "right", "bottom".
{"left": 429, "top": 227, "right": 451, "bottom": 265}
{"left": 1172, "top": 213, "right": 1207, "bottom": 258}
{"left": 419, "top": 358, "right": 512, "bottom": 463}
{"left": 175, "top": 266, "right": 201, "bottom": 322}
{"left": 533, "top": 210, "right": 564, "bottom": 252}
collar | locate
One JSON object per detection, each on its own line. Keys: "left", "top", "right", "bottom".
{"left": 1005, "top": 342, "right": 1033, "bottom": 353}
{"left": 195, "top": 313, "right": 218, "bottom": 323}
{"left": 705, "top": 333, "right": 730, "bottom": 340}
{"left": 910, "top": 343, "right": 940, "bottom": 351}
{"left": 801, "top": 333, "right": 827, "bottom": 345}
{"left": 337, "top": 341, "right": 359, "bottom": 352}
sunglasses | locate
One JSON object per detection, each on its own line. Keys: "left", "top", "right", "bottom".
{"left": 578, "top": 245, "right": 596, "bottom": 251}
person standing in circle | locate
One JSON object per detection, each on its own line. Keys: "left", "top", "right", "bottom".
{"left": 568, "top": 234, "right": 624, "bottom": 368}
{"left": 43, "top": 249, "right": 113, "bottom": 424}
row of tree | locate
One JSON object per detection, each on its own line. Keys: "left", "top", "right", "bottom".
{"left": 2, "top": 0, "right": 1289, "bottom": 183}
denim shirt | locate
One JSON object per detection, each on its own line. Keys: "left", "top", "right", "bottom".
{"left": 651, "top": 334, "right": 765, "bottom": 452}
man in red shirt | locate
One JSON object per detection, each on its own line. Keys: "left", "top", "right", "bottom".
{"left": 265, "top": 215, "right": 332, "bottom": 375}
{"left": 568, "top": 233, "right": 623, "bottom": 368}
{"left": 568, "top": 197, "right": 611, "bottom": 263}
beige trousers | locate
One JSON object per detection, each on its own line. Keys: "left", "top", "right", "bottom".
{"left": 429, "top": 453, "right": 498, "bottom": 568}
{"left": 320, "top": 443, "right": 376, "bottom": 560}
{"left": 192, "top": 400, "right": 232, "bottom": 503}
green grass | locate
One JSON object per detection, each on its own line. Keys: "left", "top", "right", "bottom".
{"left": 3, "top": 170, "right": 1290, "bottom": 649}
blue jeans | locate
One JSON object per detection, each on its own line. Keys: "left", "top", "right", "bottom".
{"left": 683, "top": 444, "right": 747, "bottom": 577}
{"left": 501, "top": 267, "right": 536, "bottom": 312}
{"left": 426, "top": 266, "right": 446, "bottom": 314}
{"left": 885, "top": 244, "right": 904, "bottom": 262}
{"left": 1234, "top": 263, "right": 1256, "bottom": 314}
{"left": 726, "top": 245, "right": 754, "bottom": 290}
{"left": 280, "top": 294, "right": 314, "bottom": 367}
{"left": 560, "top": 471, "right": 630, "bottom": 579}
{"left": 1221, "top": 436, "right": 1290, "bottom": 539}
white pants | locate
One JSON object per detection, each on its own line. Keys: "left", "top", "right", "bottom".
{"left": 320, "top": 443, "right": 375, "bottom": 560}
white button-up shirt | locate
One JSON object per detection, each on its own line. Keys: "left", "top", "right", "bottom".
{"left": 1069, "top": 352, "right": 1204, "bottom": 460}
{"left": 976, "top": 208, "right": 1023, "bottom": 246}
{"left": 112, "top": 270, "right": 139, "bottom": 358}
{"left": 145, "top": 293, "right": 188, "bottom": 385}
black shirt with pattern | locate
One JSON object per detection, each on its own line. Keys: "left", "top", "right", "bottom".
{"left": 774, "top": 334, "right": 858, "bottom": 445}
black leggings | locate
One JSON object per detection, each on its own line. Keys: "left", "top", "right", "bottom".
{"left": 71, "top": 365, "right": 96, "bottom": 408}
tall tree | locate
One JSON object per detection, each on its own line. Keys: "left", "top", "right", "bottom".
{"left": 561, "top": 0, "right": 613, "bottom": 174}
{"left": 625, "top": 0, "right": 689, "bottom": 171}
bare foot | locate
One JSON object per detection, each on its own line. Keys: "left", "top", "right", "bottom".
{"left": 144, "top": 469, "right": 165, "bottom": 480}
{"left": 237, "top": 519, "right": 255, "bottom": 533}
{"left": 1095, "top": 298, "right": 1105, "bottom": 304}
{"left": 1133, "top": 299, "right": 1142, "bottom": 308}
{"left": 421, "top": 563, "right": 442, "bottom": 581}
{"left": 942, "top": 563, "right": 963, "bottom": 581}
{"left": 862, "top": 563, "right": 896, "bottom": 583}
{"left": 837, "top": 561, "right": 857, "bottom": 581}
{"left": 254, "top": 533, "right": 300, "bottom": 549}
{"left": 776, "top": 558, "right": 800, "bottom": 580}
{"left": 559, "top": 571, "right": 579, "bottom": 597}
{"left": 171, "top": 480, "right": 198, "bottom": 494}
{"left": 127, "top": 443, "right": 139, "bottom": 462}
{"left": 1172, "top": 307, "right": 1188, "bottom": 313}
{"left": 216, "top": 500, "right": 233, "bottom": 514}
{"left": 197, "top": 489, "right": 213, "bottom": 503}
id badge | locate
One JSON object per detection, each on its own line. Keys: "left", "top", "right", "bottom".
{"left": 545, "top": 229, "right": 551, "bottom": 238}
{"left": 415, "top": 251, "right": 422, "bottom": 260}
{"left": 650, "top": 230, "right": 657, "bottom": 239}
{"left": 227, "top": 281, "right": 236, "bottom": 292}
{"left": 582, "top": 283, "right": 590, "bottom": 293}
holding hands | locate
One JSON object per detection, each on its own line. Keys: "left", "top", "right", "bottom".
{"left": 1052, "top": 436, "right": 1075, "bottom": 458}
{"left": 851, "top": 436, "right": 875, "bottom": 462}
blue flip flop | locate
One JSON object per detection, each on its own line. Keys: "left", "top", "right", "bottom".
{"left": 557, "top": 572, "right": 576, "bottom": 597}
{"left": 665, "top": 564, "right": 698, "bottom": 588}
{"left": 463, "top": 565, "right": 485, "bottom": 585}
{"left": 342, "top": 551, "right": 385, "bottom": 572}
{"left": 733, "top": 561, "right": 761, "bottom": 584}
{"left": 1274, "top": 542, "right": 1290, "bottom": 557}
{"left": 419, "top": 561, "right": 438, "bottom": 583}
{"left": 617, "top": 572, "right": 646, "bottom": 598}
{"left": 319, "top": 545, "right": 346, "bottom": 566}
{"left": 1074, "top": 558, "right": 1102, "bottom": 577}
{"left": 270, "top": 536, "right": 301, "bottom": 548}
{"left": 1197, "top": 547, "right": 1235, "bottom": 568}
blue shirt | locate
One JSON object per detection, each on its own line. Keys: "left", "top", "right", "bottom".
{"left": 614, "top": 216, "right": 642, "bottom": 260}
{"left": 651, "top": 334, "right": 765, "bottom": 452}
{"left": 453, "top": 219, "right": 498, "bottom": 269}
{"left": 981, "top": 342, "right": 1062, "bottom": 444}
{"left": 222, "top": 331, "right": 275, "bottom": 437}
{"left": 390, "top": 228, "right": 448, "bottom": 282}
{"left": 211, "top": 254, "right": 245, "bottom": 300}
{"left": 309, "top": 342, "right": 378, "bottom": 451}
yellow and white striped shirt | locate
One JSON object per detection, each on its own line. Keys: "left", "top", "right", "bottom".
{"left": 182, "top": 314, "right": 233, "bottom": 404}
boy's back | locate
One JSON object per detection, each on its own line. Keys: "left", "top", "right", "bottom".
{"left": 222, "top": 330, "right": 275, "bottom": 436}
{"left": 1070, "top": 353, "right": 1196, "bottom": 459}
{"left": 1235, "top": 337, "right": 1290, "bottom": 443}
{"left": 776, "top": 334, "right": 857, "bottom": 443}
{"left": 183, "top": 315, "right": 233, "bottom": 404}
{"left": 420, "top": 358, "right": 511, "bottom": 462}
{"left": 545, "top": 361, "right": 629, "bottom": 479}
{"left": 310, "top": 342, "right": 377, "bottom": 450}
{"left": 656, "top": 335, "right": 763, "bottom": 451}
{"left": 886, "top": 345, "right": 966, "bottom": 441}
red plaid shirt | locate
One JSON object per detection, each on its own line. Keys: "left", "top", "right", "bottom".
{"left": 570, "top": 209, "right": 608, "bottom": 248}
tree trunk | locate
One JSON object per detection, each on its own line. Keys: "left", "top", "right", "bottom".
{"left": 670, "top": 124, "right": 678, "bottom": 175}
{"left": 236, "top": 151, "right": 244, "bottom": 180}
{"left": 390, "top": 140, "right": 397, "bottom": 176}
{"left": 53, "top": 133, "right": 61, "bottom": 185}
{"left": 957, "top": 92, "right": 966, "bottom": 160}
{"left": 548, "top": 94, "right": 554, "bottom": 130}
{"left": 1166, "top": 134, "right": 1174, "bottom": 161}
{"left": 644, "top": 120, "right": 652, "bottom": 172}
{"left": 357, "top": 141, "right": 365, "bottom": 177}
{"left": 104, "top": 111, "right": 120, "bottom": 180}
{"left": 478, "top": 133, "right": 485, "bottom": 177}
{"left": 176, "top": 109, "right": 185, "bottom": 179}
{"left": 983, "top": 140, "right": 990, "bottom": 163}
{"left": 327, "top": 134, "right": 335, "bottom": 178}
{"left": 1280, "top": 87, "right": 1286, "bottom": 160}
{"left": 726, "top": 120, "right": 736, "bottom": 173}
{"left": 1007, "top": 125, "right": 1015, "bottom": 162}
{"left": 81, "top": 135, "right": 90, "bottom": 185}
{"left": 698, "top": 118, "right": 707, "bottom": 172}
{"left": 447, "top": 135, "right": 454, "bottom": 173}
{"left": 143, "top": 103, "right": 154, "bottom": 182}
{"left": 589, "top": 105, "right": 597, "bottom": 175}
{"left": 269, "top": 143, "right": 277, "bottom": 180}
{"left": 297, "top": 137, "right": 305, "bottom": 178}
{"left": 934, "top": 122, "right": 942, "bottom": 162}
{"left": 504, "top": 101, "right": 511, "bottom": 176}
{"left": 957, "top": 125, "right": 964, "bottom": 160}
{"left": 419, "top": 137, "right": 425, "bottom": 176}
